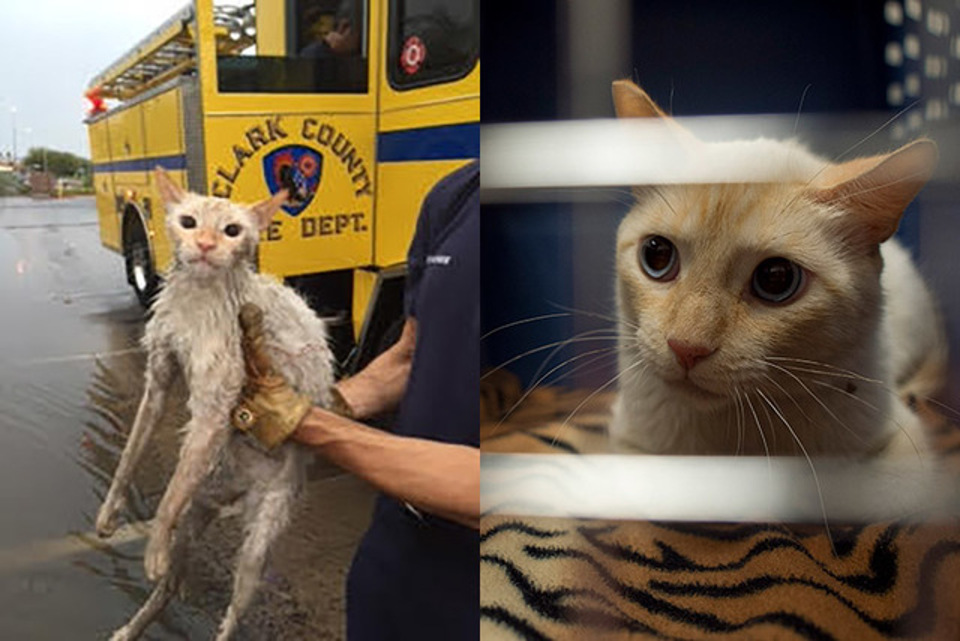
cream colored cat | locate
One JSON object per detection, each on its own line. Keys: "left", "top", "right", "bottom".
{"left": 609, "top": 80, "right": 946, "bottom": 458}
{"left": 95, "top": 169, "right": 334, "bottom": 640}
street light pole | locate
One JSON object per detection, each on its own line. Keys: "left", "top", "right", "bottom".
{"left": 10, "top": 106, "right": 16, "bottom": 164}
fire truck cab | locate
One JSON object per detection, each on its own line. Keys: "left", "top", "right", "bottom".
{"left": 84, "top": 0, "right": 479, "bottom": 369}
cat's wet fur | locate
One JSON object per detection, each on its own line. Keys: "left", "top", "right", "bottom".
{"left": 95, "top": 169, "right": 334, "bottom": 641}
{"left": 609, "top": 80, "right": 946, "bottom": 458}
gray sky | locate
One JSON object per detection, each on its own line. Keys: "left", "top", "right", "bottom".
{"left": 0, "top": 0, "right": 190, "bottom": 159}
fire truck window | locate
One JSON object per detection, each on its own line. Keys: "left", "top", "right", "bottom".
{"left": 215, "top": 0, "right": 369, "bottom": 94}
{"left": 388, "top": 0, "right": 478, "bottom": 90}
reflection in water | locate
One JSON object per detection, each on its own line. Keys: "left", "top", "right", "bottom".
{"left": 79, "top": 349, "right": 212, "bottom": 638}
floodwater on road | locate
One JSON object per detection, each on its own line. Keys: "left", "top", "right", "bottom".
{"left": 0, "top": 196, "right": 373, "bottom": 640}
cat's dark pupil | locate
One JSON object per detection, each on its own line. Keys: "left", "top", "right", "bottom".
{"left": 642, "top": 236, "right": 674, "bottom": 274}
{"left": 179, "top": 215, "right": 196, "bottom": 229}
{"left": 224, "top": 224, "right": 242, "bottom": 237}
{"left": 753, "top": 257, "right": 800, "bottom": 301}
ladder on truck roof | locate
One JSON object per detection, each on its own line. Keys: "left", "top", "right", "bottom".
{"left": 87, "top": 3, "right": 255, "bottom": 102}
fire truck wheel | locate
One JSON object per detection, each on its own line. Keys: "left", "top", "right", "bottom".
{"left": 124, "top": 219, "right": 159, "bottom": 308}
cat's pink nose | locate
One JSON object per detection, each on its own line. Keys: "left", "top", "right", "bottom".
{"left": 667, "top": 339, "right": 715, "bottom": 371}
{"left": 196, "top": 234, "right": 217, "bottom": 253}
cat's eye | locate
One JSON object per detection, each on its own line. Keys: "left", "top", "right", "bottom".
{"left": 179, "top": 215, "right": 197, "bottom": 229}
{"left": 752, "top": 257, "right": 804, "bottom": 304}
{"left": 224, "top": 224, "right": 242, "bottom": 238}
{"left": 639, "top": 235, "right": 679, "bottom": 281}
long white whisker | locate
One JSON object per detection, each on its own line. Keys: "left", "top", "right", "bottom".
{"left": 802, "top": 99, "right": 921, "bottom": 189}
{"left": 773, "top": 356, "right": 960, "bottom": 425}
{"left": 756, "top": 388, "right": 836, "bottom": 556}
{"left": 810, "top": 379, "right": 923, "bottom": 462}
{"left": 481, "top": 334, "right": 622, "bottom": 380}
{"left": 916, "top": 397, "right": 960, "bottom": 423}
{"left": 493, "top": 347, "right": 619, "bottom": 433}
{"left": 543, "top": 351, "right": 621, "bottom": 390}
{"left": 527, "top": 328, "right": 621, "bottom": 391}
{"left": 761, "top": 362, "right": 868, "bottom": 446}
{"left": 733, "top": 386, "right": 745, "bottom": 456}
{"left": 545, "top": 301, "right": 642, "bottom": 333}
{"left": 743, "top": 391, "right": 772, "bottom": 483}
{"left": 766, "top": 357, "right": 885, "bottom": 385}
{"left": 552, "top": 360, "right": 647, "bottom": 446}
{"left": 480, "top": 312, "right": 572, "bottom": 341}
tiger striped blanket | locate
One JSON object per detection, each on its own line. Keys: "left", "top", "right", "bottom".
{"left": 480, "top": 387, "right": 960, "bottom": 640}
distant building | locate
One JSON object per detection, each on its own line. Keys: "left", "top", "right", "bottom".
{"left": 29, "top": 171, "right": 55, "bottom": 196}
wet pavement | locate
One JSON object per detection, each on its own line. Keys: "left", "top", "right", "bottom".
{"left": 0, "top": 196, "right": 375, "bottom": 639}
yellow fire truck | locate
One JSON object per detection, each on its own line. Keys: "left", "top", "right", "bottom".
{"left": 84, "top": 0, "right": 478, "bottom": 369}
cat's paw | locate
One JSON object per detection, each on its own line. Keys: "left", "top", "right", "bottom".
{"left": 214, "top": 608, "right": 239, "bottom": 641}
{"left": 143, "top": 526, "right": 171, "bottom": 581}
{"left": 95, "top": 493, "right": 126, "bottom": 538}
{"left": 109, "top": 625, "right": 134, "bottom": 641}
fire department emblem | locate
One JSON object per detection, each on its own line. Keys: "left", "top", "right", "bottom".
{"left": 263, "top": 145, "right": 323, "bottom": 216}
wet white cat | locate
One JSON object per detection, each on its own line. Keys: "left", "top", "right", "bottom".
{"left": 95, "top": 169, "right": 333, "bottom": 640}
{"left": 609, "top": 80, "right": 946, "bottom": 458}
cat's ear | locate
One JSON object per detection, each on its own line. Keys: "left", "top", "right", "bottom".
{"left": 154, "top": 167, "right": 185, "bottom": 205}
{"left": 612, "top": 80, "right": 671, "bottom": 119}
{"left": 612, "top": 79, "right": 698, "bottom": 142}
{"left": 813, "top": 139, "right": 938, "bottom": 246}
{"left": 251, "top": 190, "right": 288, "bottom": 230}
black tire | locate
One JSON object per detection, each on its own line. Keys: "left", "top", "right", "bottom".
{"left": 124, "top": 217, "right": 160, "bottom": 308}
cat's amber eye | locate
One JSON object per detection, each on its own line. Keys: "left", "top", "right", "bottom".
{"left": 639, "top": 235, "right": 679, "bottom": 281}
{"left": 224, "top": 224, "right": 242, "bottom": 238}
{"left": 752, "top": 257, "right": 804, "bottom": 304}
{"left": 179, "top": 215, "right": 197, "bottom": 229}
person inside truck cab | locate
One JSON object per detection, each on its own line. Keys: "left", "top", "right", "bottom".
{"left": 232, "top": 161, "right": 480, "bottom": 640}
{"left": 300, "top": 0, "right": 361, "bottom": 58}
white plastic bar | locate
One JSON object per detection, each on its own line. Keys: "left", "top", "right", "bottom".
{"left": 481, "top": 453, "right": 956, "bottom": 522}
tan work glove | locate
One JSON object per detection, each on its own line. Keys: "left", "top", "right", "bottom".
{"left": 231, "top": 303, "right": 313, "bottom": 449}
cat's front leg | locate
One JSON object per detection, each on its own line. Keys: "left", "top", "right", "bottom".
{"left": 97, "top": 346, "right": 177, "bottom": 537}
{"left": 144, "top": 410, "right": 230, "bottom": 581}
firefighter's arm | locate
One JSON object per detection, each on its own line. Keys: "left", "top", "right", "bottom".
{"left": 231, "top": 308, "right": 478, "bottom": 529}
{"left": 335, "top": 318, "right": 416, "bottom": 420}
{"left": 292, "top": 409, "right": 480, "bottom": 530}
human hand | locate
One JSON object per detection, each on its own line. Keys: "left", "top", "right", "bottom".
{"left": 231, "top": 303, "right": 313, "bottom": 449}
{"left": 324, "top": 20, "right": 357, "bottom": 54}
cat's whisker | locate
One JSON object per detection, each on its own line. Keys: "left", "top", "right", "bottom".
{"left": 551, "top": 360, "right": 648, "bottom": 447}
{"left": 480, "top": 312, "right": 573, "bottom": 341}
{"left": 490, "top": 347, "right": 620, "bottom": 436}
{"left": 756, "top": 388, "right": 837, "bottom": 557}
{"left": 732, "top": 385, "right": 746, "bottom": 457}
{"left": 758, "top": 371, "right": 823, "bottom": 433}
{"left": 918, "top": 397, "right": 960, "bottom": 423}
{"left": 775, "top": 359, "right": 950, "bottom": 457}
{"left": 772, "top": 357, "right": 960, "bottom": 423}
{"left": 541, "top": 350, "right": 621, "bottom": 390}
{"left": 793, "top": 83, "right": 813, "bottom": 136}
{"left": 648, "top": 185, "right": 681, "bottom": 220}
{"left": 825, "top": 168, "right": 935, "bottom": 207}
{"left": 527, "top": 328, "right": 622, "bottom": 392}
{"left": 755, "top": 388, "right": 779, "bottom": 452}
{"left": 810, "top": 379, "right": 924, "bottom": 462}
{"left": 546, "top": 302, "right": 642, "bottom": 334}
{"left": 761, "top": 361, "right": 869, "bottom": 446}
{"left": 803, "top": 99, "right": 922, "bottom": 190}
{"left": 766, "top": 356, "right": 885, "bottom": 386}
{"left": 481, "top": 334, "right": 622, "bottom": 381}
{"left": 743, "top": 390, "right": 773, "bottom": 477}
